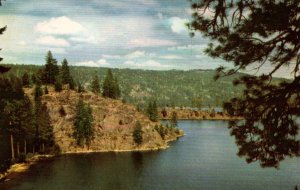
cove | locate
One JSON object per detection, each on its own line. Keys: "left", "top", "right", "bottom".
{"left": 1, "top": 120, "right": 299, "bottom": 190}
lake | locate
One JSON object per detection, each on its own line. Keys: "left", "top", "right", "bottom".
{"left": 1, "top": 120, "right": 299, "bottom": 190}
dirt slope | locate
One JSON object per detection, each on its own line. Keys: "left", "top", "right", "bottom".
{"left": 25, "top": 86, "right": 183, "bottom": 153}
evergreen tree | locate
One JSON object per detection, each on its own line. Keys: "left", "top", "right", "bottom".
{"left": 170, "top": 111, "right": 178, "bottom": 128}
{"left": 21, "top": 72, "right": 30, "bottom": 86}
{"left": 133, "top": 121, "right": 143, "bottom": 145}
{"left": 54, "top": 77, "right": 62, "bottom": 92}
{"left": 69, "top": 77, "right": 75, "bottom": 90}
{"left": 60, "top": 58, "right": 71, "bottom": 84}
{"left": 73, "top": 99, "right": 94, "bottom": 148}
{"left": 77, "top": 82, "right": 84, "bottom": 93}
{"left": 0, "top": 1, "right": 10, "bottom": 74}
{"left": 31, "top": 74, "right": 37, "bottom": 84}
{"left": 34, "top": 99, "right": 54, "bottom": 153}
{"left": 91, "top": 75, "right": 100, "bottom": 94}
{"left": 42, "top": 51, "right": 59, "bottom": 84}
{"left": 34, "top": 84, "right": 43, "bottom": 101}
{"left": 38, "top": 103, "right": 54, "bottom": 152}
{"left": 146, "top": 100, "right": 159, "bottom": 122}
{"left": 113, "top": 77, "right": 121, "bottom": 98}
{"left": 44, "top": 86, "right": 49, "bottom": 94}
{"left": 102, "top": 69, "right": 120, "bottom": 99}
{"left": 188, "top": 0, "right": 300, "bottom": 167}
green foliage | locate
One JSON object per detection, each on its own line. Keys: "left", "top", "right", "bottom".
{"left": 42, "top": 51, "right": 59, "bottom": 84}
{"left": 31, "top": 74, "right": 37, "bottom": 84}
{"left": 77, "top": 82, "right": 84, "bottom": 93}
{"left": 146, "top": 100, "right": 158, "bottom": 122}
{"left": 0, "top": 74, "right": 57, "bottom": 172}
{"left": 69, "top": 77, "right": 75, "bottom": 90}
{"left": 34, "top": 84, "right": 43, "bottom": 101}
{"left": 91, "top": 75, "right": 100, "bottom": 94}
{"left": 170, "top": 111, "right": 178, "bottom": 127}
{"left": 0, "top": 1, "right": 9, "bottom": 74}
{"left": 154, "top": 124, "right": 167, "bottom": 140}
{"left": 133, "top": 121, "right": 143, "bottom": 145}
{"left": 189, "top": 0, "right": 300, "bottom": 168}
{"left": 1, "top": 65, "right": 248, "bottom": 107}
{"left": 73, "top": 99, "right": 94, "bottom": 148}
{"left": 54, "top": 78, "right": 62, "bottom": 92}
{"left": 44, "top": 86, "right": 49, "bottom": 94}
{"left": 102, "top": 69, "right": 121, "bottom": 99}
{"left": 34, "top": 100, "right": 54, "bottom": 152}
{"left": 60, "top": 59, "right": 71, "bottom": 84}
{"left": 21, "top": 72, "right": 30, "bottom": 86}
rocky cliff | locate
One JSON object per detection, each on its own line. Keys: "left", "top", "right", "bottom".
{"left": 25, "top": 87, "right": 183, "bottom": 153}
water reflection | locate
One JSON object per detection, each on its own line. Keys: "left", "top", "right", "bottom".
{"left": 1, "top": 121, "right": 299, "bottom": 190}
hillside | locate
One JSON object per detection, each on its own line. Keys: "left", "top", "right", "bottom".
{"left": 2, "top": 64, "right": 244, "bottom": 107}
{"left": 24, "top": 86, "right": 183, "bottom": 153}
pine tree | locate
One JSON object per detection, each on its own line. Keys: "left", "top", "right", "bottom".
{"left": 43, "top": 51, "right": 59, "bottom": 84}
{"left": 73, "top": 99, "right": 94, "bottom": 148}
{"left": 0, "top": 1, "right": 10, "bottom": 74}
{"left": 21, "top": 72, "right": 30, "bottom": 86}
{"left": 69, "top": 77, "right": 75, "bottom": 90}
{"left": 113, "top": 77, "right": 121, "bottom": 98}
{"left": 61, "top": 58, "right": 71, "bottom": 84}
{"left": 44, "top": 86, "right": 49, "bottom": 94}
{"left": 170, "top": 111, "right": 178, "bottom": 128}
{"left": 133, "top": 121, "right": 143, "bottom": 145}
{"left": 147, "top": 100, "right": 158, "bottom": 122}
{"left": 77, "top": 82, "right": 84, "bottom": 93}
{"left": 102, "top": 69, "right": 120, "bottom": 99}
{"left": 54, "top": 77, "right": 62, "bottom": 92}
{"left": 188, "top": 0, "right": 300, "bottom": 167}
{"left": 31, "top": 74, "right": 37, "bottom": 84}
{"left": 34, "top": 83, "right": 43, "bottom": 101}
{"left": 91, "top": 75, "right": 100, "bottom": 94}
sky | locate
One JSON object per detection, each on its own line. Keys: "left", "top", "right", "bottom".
{"left": 0, "top": 0, "right": 293, "bottom": 78}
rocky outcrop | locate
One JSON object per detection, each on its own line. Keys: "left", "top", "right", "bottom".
{"left": 25, "top": 87, "right": 183, "bottom": 153}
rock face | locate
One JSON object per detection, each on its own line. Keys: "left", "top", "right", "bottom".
{"left": 25, "top": 87, "right": 183, "bottom": 153}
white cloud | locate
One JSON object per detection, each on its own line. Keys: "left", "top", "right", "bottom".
{"left": 35, "top": 16, "right": 85, "bottom": 35}
{"left": 168, "top": 44, "right": 207, "bottom": 51}
{"left": 128, "top": 38, "right": 177, "bottom": 48}
{"left": 125, "top": 51, "right": 146, "bottom": 59}
{"left": 17, "top": 41, "right": 27, "bottom": 46}
{"left": 75, "top": 59, "right": 110, "bottom": 67}
{"left": 123, "top": 59, "right": 170, "bottom": 70}
{"left": 157, "top": 13, "right": 163, "bottom": 20}
{"left": 102, "top": 54, "right": 122, "bottom": 59}
{"left": 35, "top": 36, "right": 70, "bottom": 47}
{"left": 169, "top": 17, "right": 189, "bottom": 34}
{"left": 159, "top": 55, "right": 183, "bottom": 59}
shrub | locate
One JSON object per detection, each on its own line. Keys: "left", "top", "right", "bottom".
{"left": 133, "top": 121, "right": 143, "bottom": 145}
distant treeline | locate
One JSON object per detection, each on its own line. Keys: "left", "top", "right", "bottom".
{"left": 0, "top": 63, "right": 246, "bottom": 108}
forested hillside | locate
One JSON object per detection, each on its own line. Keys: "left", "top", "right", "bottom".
{"left": 1, "top": 64, "right": 244, "bottom": 107}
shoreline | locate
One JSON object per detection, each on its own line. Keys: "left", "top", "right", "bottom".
{"left": 64, "top": 132, "right": 184, "bottom": 154}
{"left": 0, "top": 133, "right": 184, "bottom": 183}
{"left": 0, "top": 154, "right": 54, "bottom": 183}
{"left": 161, "top": 118, "right": 242, "bottom": 121}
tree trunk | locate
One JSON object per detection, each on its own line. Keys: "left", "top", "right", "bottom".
{"left": 17, "top": 142, "right": 20, "bottom": 157}
{"left": 10, "top": 134, "right": 15, "bottom": 161}
{"left": 33, "top": 146, "right": 35, "bottom": 154}
{"left": 42, "top": 143, "right": 45, "bottom": 153}
{"left": 24, "top": 140, "right": 27, "bottom": 155}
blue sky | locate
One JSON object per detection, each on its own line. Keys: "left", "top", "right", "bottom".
{"left": 0, "top": 0, "right": 292, "bottom": 77}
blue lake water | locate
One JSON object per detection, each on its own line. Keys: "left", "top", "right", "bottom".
{"left": 1, "top": 120, "right": 299, "bottom": 190}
